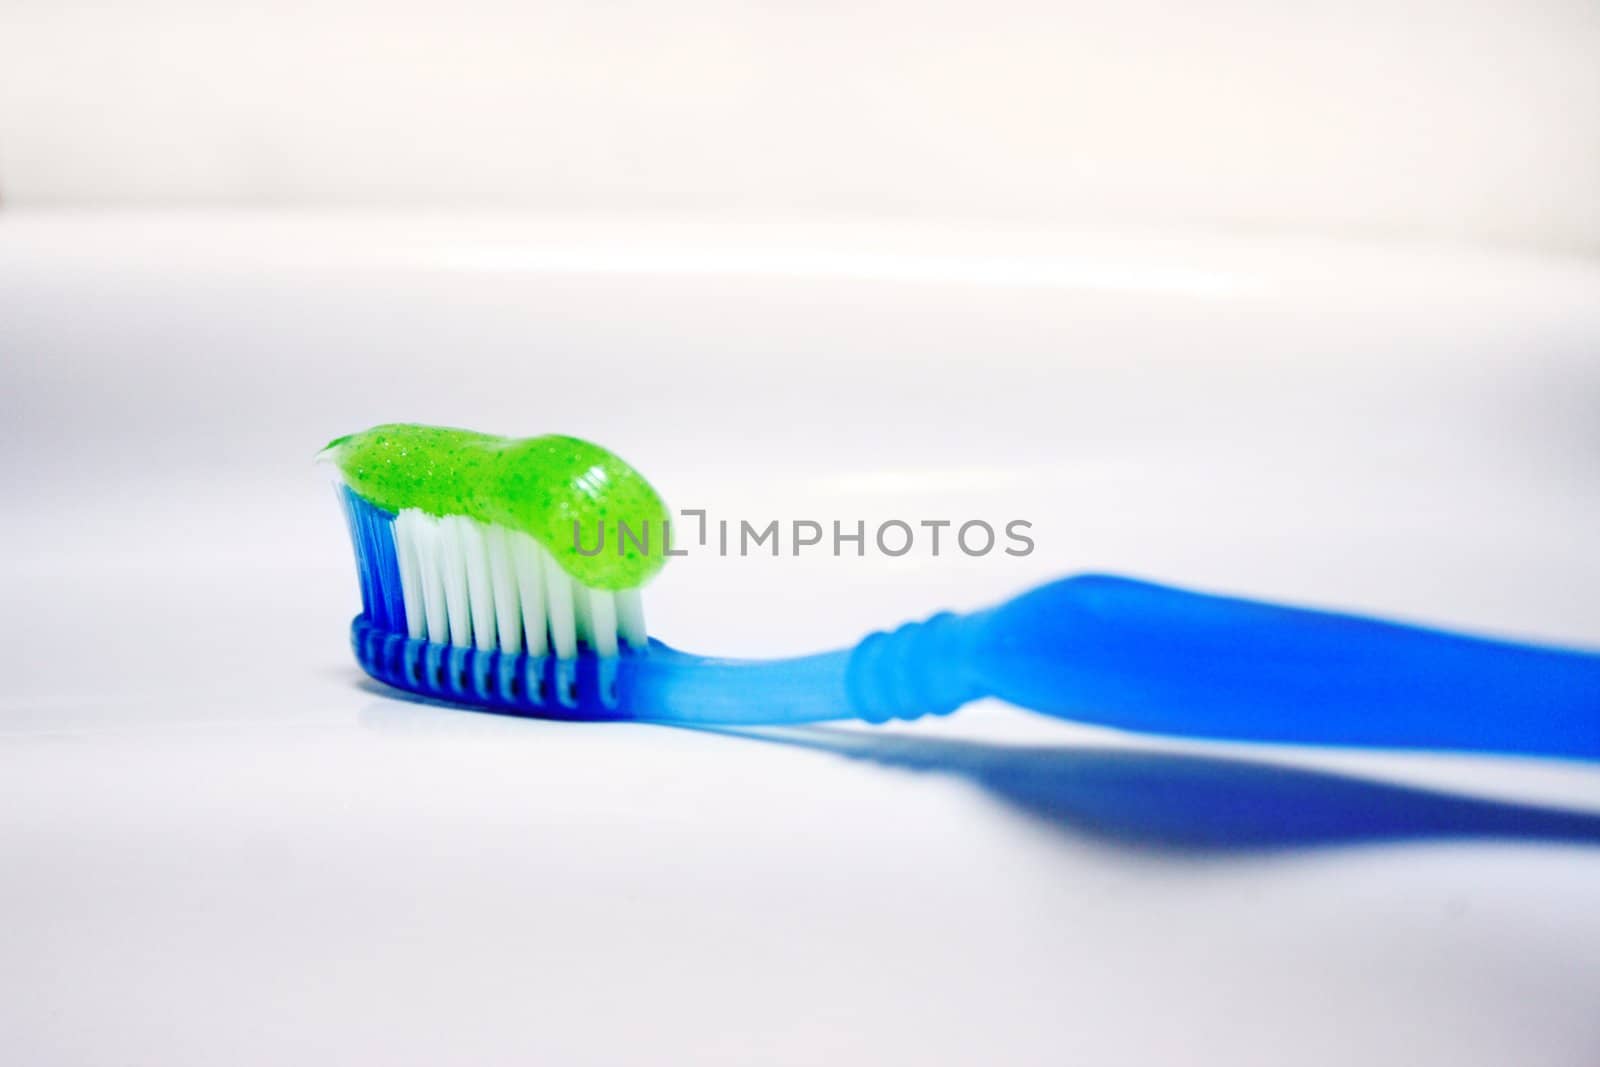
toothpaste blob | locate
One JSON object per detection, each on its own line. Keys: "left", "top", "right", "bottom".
{"left": 322, "top": 424, "right": 669, "bottom": 590}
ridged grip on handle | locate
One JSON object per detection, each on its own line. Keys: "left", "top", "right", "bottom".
{"left": 845, "top": 612, "right": 982, "bottom": 722}
{"left": 920, "top": 574, "right": 1600, "bottom": 759}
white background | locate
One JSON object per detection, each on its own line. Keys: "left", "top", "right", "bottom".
{"left": 2, "top": 0, "right": 1599, "bottom": 251}
{"left": 3, "top": 4, "right": 1600, "bottom": 1064}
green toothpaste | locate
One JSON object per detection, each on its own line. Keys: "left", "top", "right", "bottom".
{"left": 323, "top": 424, "right": 669, "bottom": 590}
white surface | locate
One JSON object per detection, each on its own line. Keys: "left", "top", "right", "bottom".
{"left": 3, "top": 215, "right": 1600, "bottom": 1065}
{"left": 3, "top": 2, "right": 1599, "bottom": 251}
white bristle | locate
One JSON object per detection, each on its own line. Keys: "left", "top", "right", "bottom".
{"left": 384, "top": 510, "right": 640, "bottom": 660}
{"left": 587, "top": 589, "right": 619, "bottom": 658}
{"left": 408, "top": 513, "right": 450, "bottom": 645}
{"left": 483, "top": 525, "right": 523, "bottom": 655}
{"left": 541, "top": 551, "right": 579, "bottom": 659}
{"left": 437, "top": 516, "right": 475, "bottom": 648}
{"left": 616, "top": 589, "right": 647, "bottom": 650}
{"left": 392, "top": 510, "right": 426, "bottom": 640}
{"left": 457, "top": 519, "right": 498, "bottom": 653}
{"left": 508, "top": 530, "right": 549, "bottom": 656}
{"left": 572, "top": 579, "right": 594, "bottom": 648}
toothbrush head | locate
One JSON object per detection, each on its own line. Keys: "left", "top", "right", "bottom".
{"left": 324, "top": 424, "right": 670, "bottom": 716}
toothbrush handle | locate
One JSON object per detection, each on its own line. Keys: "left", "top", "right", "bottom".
{"left": 847, "top": 575, "right": 1600, "bottom": 760}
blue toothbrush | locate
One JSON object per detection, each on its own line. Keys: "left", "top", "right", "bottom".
{"left": 328, "top": 426, "right": 1600, "bottom": 761}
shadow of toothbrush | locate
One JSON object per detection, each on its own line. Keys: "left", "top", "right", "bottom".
{"left": 699, "top": 725, "right": 1600, "bottom": 854}
{"left": 352, "top": 681, "right": 1600, "bottom": 854}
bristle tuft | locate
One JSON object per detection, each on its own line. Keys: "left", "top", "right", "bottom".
{"left": 384, "top": 507, "right": 640, "bottom": 658}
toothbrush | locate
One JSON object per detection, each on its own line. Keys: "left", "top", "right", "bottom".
{"left": 324, "top": 425, "right": 1600, "bottom": 761}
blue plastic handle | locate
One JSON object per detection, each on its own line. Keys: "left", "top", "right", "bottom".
{"left": 898, "top": 575, "right": 1600, "bottom": 757}
{"left": 625, "top": 575, "right": 1600, "bottom": 760}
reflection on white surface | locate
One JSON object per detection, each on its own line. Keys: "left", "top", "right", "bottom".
{"left": 429, "top": 243, "right": 1259, "bottom": 296}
